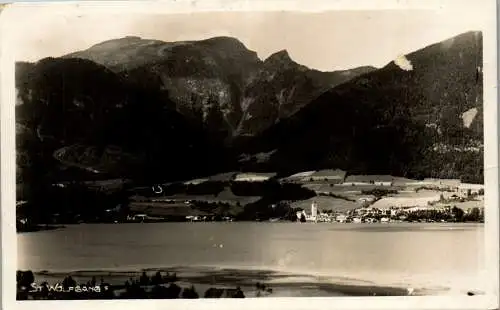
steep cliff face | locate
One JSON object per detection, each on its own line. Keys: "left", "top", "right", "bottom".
{"left": 65, "top": 36, "right": 374, "bottom": 138}
{"left": 236, "top": 49, "right": 376, "bottom": 135}
{"left": 65, "top": 36, "right": 263, "bottom": 137}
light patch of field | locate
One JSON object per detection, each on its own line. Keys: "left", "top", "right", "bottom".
{"left": 344, "top": 175, "right": 414, "bottom": 183}
{"left": 183, "top": 178, "right": 209, "bottom": 185}
{"left": 339, "top": 194, "right": 376, "bottom": 203}
{"left": 304, "top": 184, "right": 402, "bottom": 194}
{"left": 370, "top": 191, "right": 443, "bottom": 209}
{"left": 433, "top": 200, "right": 484, "bottom": 210}
{"left": 422, "top": 179, "right": 461, "bottom": 188}
{"left": 459, "top": 183, "right": 484, "bottom": 190}
{"left": 234, "top": 172, "right": 277, "bottom": 182}
{"left": 281, "top": 171, "right": 315, "bottom": 181}
{"left": 309, "top": 169, "right": 346, "bottom": 178}
{"left": 291, "top": 196, "right": 362, "bottom": 212}
{"left": 208, "top": 172, "right": 238, "bottom": 182}
{"left": 393, "top": 190, "right": 444, "bottom": 199}
{"left": 281, "top": 170, "right": 346, "bottom": 183}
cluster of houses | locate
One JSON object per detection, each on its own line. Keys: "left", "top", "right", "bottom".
{"left": 296, "top": 198, "right": 485, "bottom": 224}
{"left": 290, "top": 170, "right": 485, "bottom": 224}
{"left": 123, "top": 170, "right": 486, "bottom": 224}
{"left": 296, "top": 200, "right": 485, "bottom": 224}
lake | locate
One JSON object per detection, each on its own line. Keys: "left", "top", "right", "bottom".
{"left": 17, "top": 222, "right": 486, "bottom": 296}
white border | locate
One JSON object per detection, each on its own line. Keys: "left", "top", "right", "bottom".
{"left": 1, "top": 1, "right": 498, "bottom": 310}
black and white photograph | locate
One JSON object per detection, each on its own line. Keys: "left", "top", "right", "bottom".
{"left": 1, "top": 0, "right": 497, "bottom": 308}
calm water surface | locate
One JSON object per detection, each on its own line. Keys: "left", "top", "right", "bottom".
{"left": 17, "top": 222, "right": 485, "bottom": 292}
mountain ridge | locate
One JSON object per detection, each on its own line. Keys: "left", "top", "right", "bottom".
{"left": 15, "top": 31, "right": 483, "bottom": 188}
{"left": 62, "top": 36, "right": 377, "bottom": 137}
{"left": 240, "top": 31, "right": 483, "bottom": 183}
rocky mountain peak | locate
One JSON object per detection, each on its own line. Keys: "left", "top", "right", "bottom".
{"left": 264, "top": 50, "right": 297, "bottom": 67}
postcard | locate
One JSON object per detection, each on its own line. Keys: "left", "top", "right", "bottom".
{"left": 0, "top": 0, "right": 497, "bottom": 309}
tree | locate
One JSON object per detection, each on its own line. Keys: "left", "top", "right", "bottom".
{"left": 234, "top": 286, "right": 245, "bottom": 298}
{"left": 165, "top": 283, "right": 182, "bottom": 299}
{"left": 17, "top": 270, "right": 35, "bottom": 290}
{"left": 467, "top": 207, "right": 481, "bottom": 222}
{"left": 181, "top": 285, "right": 199, "bottom": 299}
{"left": 300, "top": 213, "right": 306, "bottom": 222}
{"left": 151, "top": 271, "right": 163, "bottom": 286}
{"left": 139, "top": 272, "right": 149, "bottom": 286}
{"left": 451, "top": 206, "right": 465, "bottom": 222}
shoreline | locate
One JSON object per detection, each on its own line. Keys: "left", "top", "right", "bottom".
{"left": 21, "top": 264, "right": 487, "bottom": 297}
{"left": 16, "top": 221, "right": 485, "bottom": 230}
{"left": 23, "top": 266, "right": 412, "bottom": 298}
{"left": 23, "top": 264, "right": 487, "bottom": 297}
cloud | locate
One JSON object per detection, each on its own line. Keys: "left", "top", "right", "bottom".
{"left": 394, "top": 54, "right": 413, "bottom": 71}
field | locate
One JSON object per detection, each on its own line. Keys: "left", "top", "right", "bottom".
{"left": 123, "top": 170, "right": 484, "bottom": 220}
{"left": 290, "top": 196, "right": 361, "bottom": 213}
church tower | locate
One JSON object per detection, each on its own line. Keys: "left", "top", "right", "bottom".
{"left": 311, "top": 201, "right": 318, "bottom": 221}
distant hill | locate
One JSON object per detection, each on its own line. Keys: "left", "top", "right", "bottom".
{"left": 241, "top": 31, "right": 483, "bottom": 183}
{"left": 235, "top": 49, "right": 376, "bottom": 135}
{"left": 15, "top": 57, "right": 230, "bottom": 185}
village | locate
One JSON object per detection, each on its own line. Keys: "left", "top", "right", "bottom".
{"left": 286, "top": 169, "right": 485, "bottom": 224}
{"left": 124, "top": 169, "right": 485, "bottom": 224}
{"left": 16, "top": 169, "right": 485, "bottom": 228}
{"left": 295, "top": 199, "right": 484, "bottom": 224}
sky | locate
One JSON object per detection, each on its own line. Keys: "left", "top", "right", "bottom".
{"left": 1, "top": 2, "right": 490, "bottom": 71}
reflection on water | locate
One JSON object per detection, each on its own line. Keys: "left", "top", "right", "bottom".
{"left": 17, "top": 222, "right": 485, "bottom": 293}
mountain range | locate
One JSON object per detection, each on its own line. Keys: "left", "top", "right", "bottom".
{"left": 15, "top": 31, "right": 484, "bottom": 194}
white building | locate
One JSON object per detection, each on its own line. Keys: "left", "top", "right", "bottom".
{"left": 336, "top": 214, "right": 348, "bottom": 223}
{"left": 407, "top": 206, "right": 429, "bottom": 212}
{"left": 458, "top": 183, "right": 484, "bottom": 197}
{"left": 304, "top": 201, "right": 318, "bottom": 222}
{"left": 311, "top": 201, "right": 318, "bottom": 218}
